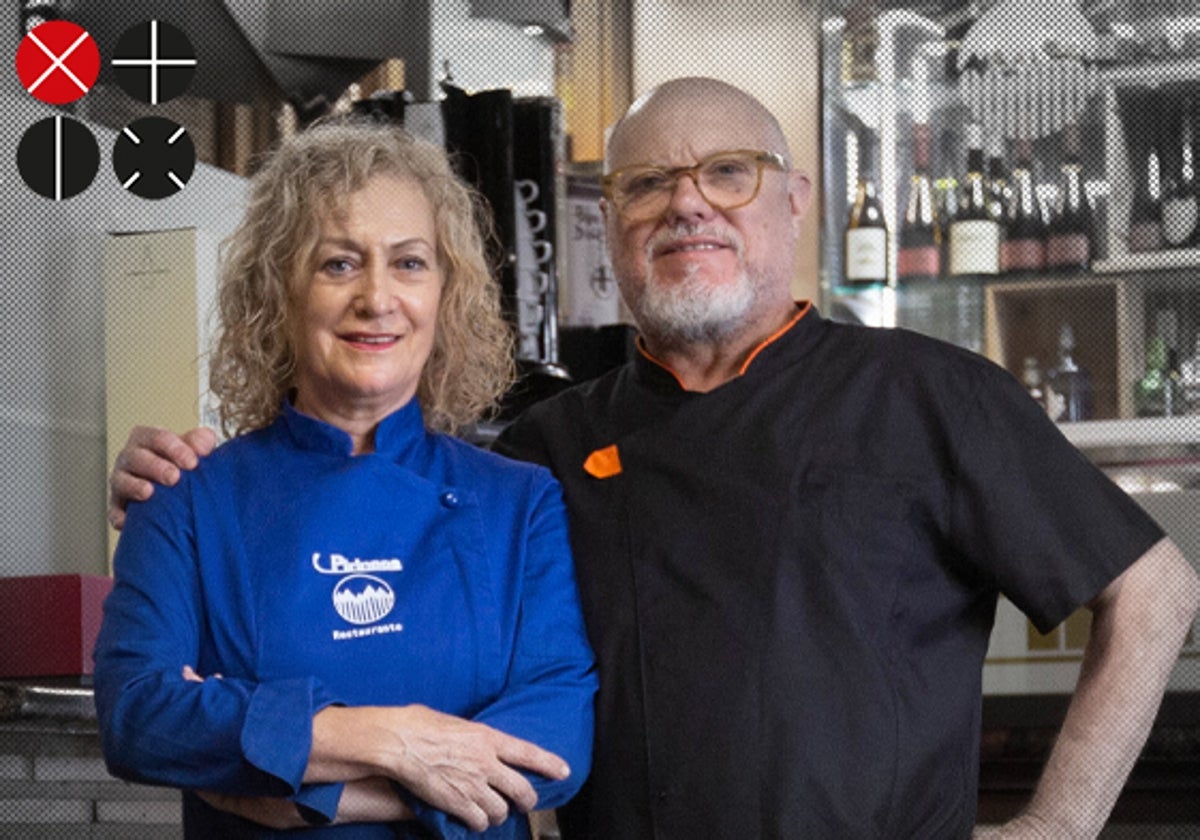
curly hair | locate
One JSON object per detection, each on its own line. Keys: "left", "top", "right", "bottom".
{"left": 209, "top": 118, "right": 514, "bottom": 437}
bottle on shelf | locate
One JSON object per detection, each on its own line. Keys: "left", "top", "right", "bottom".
{"left": 934, "top": 128, "right": 960, "bottom": 278}
{"left": 897, "top": 122, "right": 941, "bottom": 283}
{"left": 943, "top": 123, "right": 994, "bottom": 355}
{"left": 985, "top": 130, "right": 1010, "bottom": 269}
{"left": 1134, "top": 309, "right": 1185, "bottom": 417}
{"left": 843, "top": 128, "right": 889, "bottom": 287}
{"left": 1003, "top": 139, "right": 1047, "bottom": 274}
{"left": 1179, "top": 332, "right": 1200, "bottom": 414}
{"left": 948, "top": 122, "right": 1001, "bottom": 278}
{"left": 895, "top": 122, "right": 943, "bottom": 339}
{"left": 1021, "top": 356, "right": 1046, "bottom": 412}
{"left": 1045, "top": 123, "right": 1094, "bottom": 273}
{"left": 1128, "top": 132, "right": 1164, "bottom": 253}
{"left": 1160, "top": 97, "right": 1199, "bottom": 249}
{"left": 1045, "top": 323, "right": 1093, "bottom": 422}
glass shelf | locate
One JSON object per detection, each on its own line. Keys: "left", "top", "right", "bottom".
{"left": 1060, "top": 415, "right": 1200, "bottom": 450}
{"left": 1092, "top": 248, "right": 1200, "bottom": 274}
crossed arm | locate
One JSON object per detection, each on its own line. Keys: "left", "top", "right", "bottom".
{"left": 102, "top": 426, "right": 594, "bottom": 834}
{"left": 181, "top": 693, "right": 568, "bottom": 831}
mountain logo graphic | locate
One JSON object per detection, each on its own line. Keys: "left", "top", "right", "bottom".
{"left": 331, "top": 574, "right": 396, "bottom": 625}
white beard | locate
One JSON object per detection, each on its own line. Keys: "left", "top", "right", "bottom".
{"left": 621, "top": 223, "right": 760, "bottom": 347}
{"left": 630, "top": 261, "right": 757, "bottom": 346}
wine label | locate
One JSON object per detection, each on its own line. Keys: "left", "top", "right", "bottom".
{"left": 845, "top": 227, "right": 887, "bottom": 282}
{"left": 1128, "top": 221, "right": 1164, "bottom": 253}
{"left": 897, "top": 245, "right": 939, "bottom": 279}
{"left": 1002, "top": 238, "right": 1046, "bottom": 273}
{"left": 1162, "top": 196, "right": 1198, "bottom": 246}
{"left": 1046, "top": 233, "right": 1090, "bottom": 269}
{"left": 948, "top": 220, "right": 1000, "bottom": 275}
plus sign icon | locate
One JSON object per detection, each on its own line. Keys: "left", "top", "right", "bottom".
{"left": 111, "top": 20, "right": 197, "bottom": 105}
{"left": 15, "top": 20, "right": 101, "bottom": 105}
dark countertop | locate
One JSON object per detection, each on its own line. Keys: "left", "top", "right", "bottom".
{"left": 2, "top": 680, "right": 1198, "bottom": 813}
{"left": 0, "top": 677, "right": 98, "bottom": 729}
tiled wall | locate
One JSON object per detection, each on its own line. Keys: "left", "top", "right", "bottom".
{"left": 0, "top": 725, "right": 180, "bottom": 839}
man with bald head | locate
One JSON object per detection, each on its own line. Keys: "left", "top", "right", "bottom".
{"left": 498, "top": 77, "right": 1197, "bottom": 839}
{"left": 111, "top": 78, "right": 1197, "bottom": 839}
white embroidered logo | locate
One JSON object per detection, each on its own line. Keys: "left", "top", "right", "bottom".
{"left": 331, "top": 575, "right": 395, "bottom": 625}
{"left": 312, "top": 552, "right": 402, "bottom": 628}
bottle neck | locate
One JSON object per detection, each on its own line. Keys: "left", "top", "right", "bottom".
{"left": 1180, "top": 105, "right": 1194, "bottom": 186}
{"left": 1061, "top": 163, "right": 1086, "bottom": 213}
{"left": 1009, "top": 139, "right": 1041, "bottom": 224}
{"left": 967, "top": 147, "right": 985, "bottom": 177}
{"left": 857, "top": 132, "right": 878, "bottom": 193}
{"left": 912, "top": 123, "right": 932, "bottom": 174}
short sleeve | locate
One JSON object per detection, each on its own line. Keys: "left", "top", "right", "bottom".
{"left": 946, "top": 364, "right": 1163, "bottom": 631}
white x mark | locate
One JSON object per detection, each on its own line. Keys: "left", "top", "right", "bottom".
{"left": 27, "top": 30, "right": 92, "bottom": 94}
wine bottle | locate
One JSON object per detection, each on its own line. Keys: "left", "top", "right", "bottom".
{"left": 1178, "top": 332, "right": 1200, "bottom": 414}
{"left": 1046, "top": 123, "right": 1094, "bottom": 273}
{"left": 1021, "top": 356, "right": 1046, "bottom": 412}
{"left": 1161, "top": 97, "right": 1198, "bottom": 248}
{"left": 1045, "top": 323, "right": 1092, "bottom": 422}
{"left": 1003, "top": 139, "right": 1047, "bottom": 273}
{"left": 897, "top": 123, "right": 941, "bottom": 282}
{"left": 948, "top": 123, "right": 1001, "bottom": 277}
{"left": 985, "top": 133, "right": 1010, "bottom": 221}
{"left": 1128, "top": 132, "right": 1163, "bottom": 253}
{"left": 844, "top": 129, "right": 889, "bottom": 286}
{"left": 934, "top": 129, "right": 960, "bottom": 278}
{"left": 986, "top": 133, "right": 1011, "bottom": 271}
{"left": 1134, "top": 310, "right": 1184, "bottom": 417}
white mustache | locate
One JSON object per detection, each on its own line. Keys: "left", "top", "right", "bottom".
{"left": 645, "top": 223, "right": 743, "bottom": 260}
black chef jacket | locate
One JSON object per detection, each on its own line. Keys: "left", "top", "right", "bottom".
{"left": 495, "top": 304, "right": 1163, "bottom": 839}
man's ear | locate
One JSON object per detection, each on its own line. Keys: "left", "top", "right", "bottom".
{"left": 787, "top": 169, "right": 812, "bottom": 235}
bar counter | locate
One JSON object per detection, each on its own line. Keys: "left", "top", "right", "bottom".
{"left": 1, "top": 681, "right": 1198, "bottom": 834}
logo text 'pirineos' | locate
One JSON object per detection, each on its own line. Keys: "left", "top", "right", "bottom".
{"left": 312, "top": 552, "right": 402, "bottom": 625}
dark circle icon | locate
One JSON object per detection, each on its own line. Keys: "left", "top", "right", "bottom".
{"left": 17, "top": 115, "right": 100, "bottom": 200}
{"left": 15, "top": 20, "right": 100, "bottom": 105}
{"left": 111, "top": 20, "right": 197, "bottom": 104}
{"left": 112, "top": 117, "right": 196, "bottom": 200}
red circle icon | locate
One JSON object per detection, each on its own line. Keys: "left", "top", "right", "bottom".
{"left": 15, "top": 21, "right": 101, "bottom": 105}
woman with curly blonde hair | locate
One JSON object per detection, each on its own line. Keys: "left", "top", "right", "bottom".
{"left": 211, "top": 118, "right": 514, "bottom": 437}
{"left": 95, "top": 120, "right": 596, "bottom": 838}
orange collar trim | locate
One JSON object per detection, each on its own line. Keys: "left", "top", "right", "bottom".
{"left": 737, "top": 301, "right": 811, "bottom": 375}
{"left": 635, "top": 301, "right": 812, "bottom": 386}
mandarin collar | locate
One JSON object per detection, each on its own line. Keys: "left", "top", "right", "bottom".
{"left": 278, "top": 395, "right": 428, "bottom": 459}
{"left": 632, "top": 302, "right": 822, "bottom": 393}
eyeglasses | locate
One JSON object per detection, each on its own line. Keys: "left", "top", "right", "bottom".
{"left": 601, "top": 149, "right": 788, "bottom": 222}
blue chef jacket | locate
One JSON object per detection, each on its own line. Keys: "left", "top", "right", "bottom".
{"left": 95, "top": 398, "right": 597, "bottom": 839}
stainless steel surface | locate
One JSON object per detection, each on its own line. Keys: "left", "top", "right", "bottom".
{"left": 0, "top": 682, "right": 96, "bottom": 722}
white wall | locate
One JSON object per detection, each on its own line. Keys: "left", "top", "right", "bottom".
{"left": 0, "top": 88, "right": 246, "bottom": 576}
{"left": 630, "top": 0, "right": 823, "bottom": 302}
